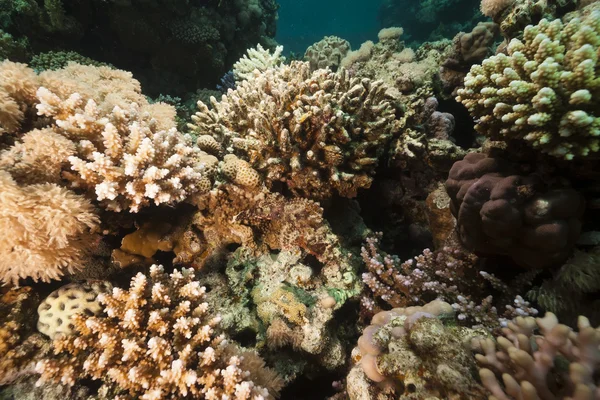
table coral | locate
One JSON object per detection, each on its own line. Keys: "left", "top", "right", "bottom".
{"left": 456, "top": 7, "right": 600, "bottom": 160}
{"left": 36, "top": 264, "right": 282, "bottom": 399}
{"left": 189, "top": 61, "right": 396, "bottom": 200}
{"left": 472, "top": 312, "right": 600, "bottom": 399}
{"left": 347, "top": 300, "right": 488, "bottom": 399}
{"left": 445, "top": 152, "right": 585, "bottom": 268}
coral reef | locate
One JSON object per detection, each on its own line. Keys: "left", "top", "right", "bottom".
{"left": 347, "top": 300, "right": 487, "bottom": 399}
{"left": 232, "top": 44, "right": 285, "bottom": 82}
{"left": 0, "top": 171, "right": 100, "bottom": 285}
{"left": 0, "top": 0, "right": 278, "bottom": 96}
{"left": 36, "top": 265, "right": 283, "bottom": 399}
{"left": 37, "top": 281, "right": 113, "bottom": 339}
{"left": 304, "top": 36, "right": 351, "bottom": 71}
{"left": 189, "top": 61, "right": 396, "bottom": 200}
{"left": 456, "top": 7, "right": 600, "bottom": 160}
{"left": 0, "top": 287, "right": 49, "bottom": 385}
{"left": 473, "top": 312, "right": 600, "bottom": 399}
{"left": 445, "top": 152, "right": 585, "bottom": 268}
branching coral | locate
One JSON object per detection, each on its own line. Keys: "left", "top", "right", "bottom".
{"left": 456, "top": 8, "right": 600, "bottom": 160}
{"left": 0, "top": 171, "right": 100, "bottom": 285}
{"left": 0, "top": 60, "right": 39, "bottom": 134}
{"left": 232, "top": 44, "right": 285, "bottom": 82}
{"left": 472, "top": 312, "right": 600, "bottom": 399}
{"left": 361, "top": 234, "right": 535, "bottom": 329}
{"left": 36, "top": 265, "right": 282, "bottom": 399}
{"left": 445, "top": 153, "right": 585, "bottom": 268}
{"left": 189, "top": 61, "right": 396, "bottom": 200}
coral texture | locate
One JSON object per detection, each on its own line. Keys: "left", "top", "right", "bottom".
{"left": 456, "top": 9, "right": 600, "bottom": 160}
{"left": 445, "top": 153, "right": 584, "bottom": 268}
{"left": 37, "top": 281, "right": 113, "bottom": 339}
{"left": 304, "top": 36, "right": 351, "bottom": 71}
{"left": 36, "top": 265, "right": 282, "bottom": 399}
{"left": 0, "top": 171, "right": 100, "bottom": 285}
{"left": 473, "top": 312, "right": 600, "bottom": 399}
{"left": 189, "top": 61, "right": 396, "bottom": 200}
{"left": 348, "top": 300, "right": 487, "bottom": 399}
{"left": 233, "top": 44, "right": 285, "bottom": 82}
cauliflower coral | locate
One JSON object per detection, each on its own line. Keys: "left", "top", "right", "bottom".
{"left": 456, "top": 8, "right": 600, "bottom": 160}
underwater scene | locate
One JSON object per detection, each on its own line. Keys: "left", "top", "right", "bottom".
{"left": 0, "top": 0, "right": 599, "bottom": 398}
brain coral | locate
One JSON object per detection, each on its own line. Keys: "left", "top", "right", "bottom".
{"left": 445, "top": 153, "right": 584, "bottom": 269}
{"left": 189, "top": 61, "right": 396, "bottom": 200}
{"left": 456, "top": 9, "right": 600, "bottom": 160}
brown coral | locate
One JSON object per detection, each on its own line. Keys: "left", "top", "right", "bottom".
{"left": 0, "top": 171, "right": 100, "bottom": 285}
{"left": 189, "top": 61, "right": 396, "bottom": 200}
{"left": 36, "top": 265, "right": 282, "bottom": 399}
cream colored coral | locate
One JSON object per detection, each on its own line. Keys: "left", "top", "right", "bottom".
{"left": 37, "top": 281, "right": 113, "bottom": 339}
{"left": 0, "top": 171, "right": 100, "bottom": 285}
{"left": 221, "top": 154, "right": 261, "bottom": 187}
{"left": 196, "top": 134, "right": 223, "bottom": 155}
{"left": 0, "top": 128, "right": 76, "bottom": 184}
{"left": 190, "top": 61, "right": 395, "bottom": 200}
{"left": 304, "top": 36, "right": 351, "bottom": 71}
{"left": 35, "top": 87, "right": 214, "bottom": 212}
{"left": 456, "top": 10, "right": 600, "bottom": 160}
{"left": 0, "top": 61, "right": 40, "bottom": 134}
{"left": 233, "top": 44, "right": 285, "bottom": 82}
{"left": 36, "top": 265, "right": 281, "bottom": 399}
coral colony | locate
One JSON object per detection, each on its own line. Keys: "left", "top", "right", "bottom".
{"left": 1, "top": 0, "right": 600, "bottom": 399}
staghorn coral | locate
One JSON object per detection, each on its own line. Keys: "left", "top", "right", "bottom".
{"left": 0, "top": 287, "right": 50, "bottom": 385}
{"left": 361, "top": 234, "right": 535, "bottom": 330}
{"left": 304, "top": 36, "right": 351, "bottom": 71}
{"left": 456, "top": 8, "right": 600, "bottom": 160}
{"left": 346, "top": 300, "right": 488, "bottom": 399}
{"left": 472, "top": 312, "right": 600, "bottom": 399}
{"left": 36, "top": 264, "right": 282, "bottom": 399}
{"left": 37, "top": 281, "right": 113, "bottom": 339}
{"left": 233, "top": 44, "right": 285, "bottom": 82}
{"left": 0, "top": 171, "right": 100, "bottom": 285}
{"left": 445, "top": 152, "right": 585, "bottom": 268}
{"left": 189, "top": 61, "right": 396, "bottom": 200}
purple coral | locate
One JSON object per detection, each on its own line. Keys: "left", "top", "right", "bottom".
{"left": 445, "top": 153, "right": 584, "bottom": 269}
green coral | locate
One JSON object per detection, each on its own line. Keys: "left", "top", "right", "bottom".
{"left": 456, "top": 6, "right": 600, "bottom": 160}
{"left": 29, "top": 51, "right": 110, "bottom": 72}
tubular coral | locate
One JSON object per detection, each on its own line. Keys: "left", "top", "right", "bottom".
{"left": 0, "top": 171, "right": 100, "bottom": 285}
{"left": 456, "top": 9, "right": 600, "bottom": 160}
{"left": 35, "top": 265, "right": 282, "bottom": 400}
{"left": 472, "top": 312, "right": 600, "bottom": 399}
{"left": 189, "top": 61, "right": 396, "bottom": 200}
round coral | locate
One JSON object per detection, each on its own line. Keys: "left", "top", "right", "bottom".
{"left": 445, "top": 153, "right": 584, "bottom": 268}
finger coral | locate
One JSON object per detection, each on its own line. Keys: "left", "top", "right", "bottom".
{"left": 189, "top": 61, "right": 396, "bottom": 200}
{"left": 472, "top": 312, "right": 600, "bottom": 399}
{"left": 0, "top": 171, "right": 100, "bottom": 285}
{"left": 232, "top": 44, "right": 285, "bottom": 82}
{"left": 36, "top": 264, "right": 282, "bottom": 399}
{"left": 456, "top": 8, "right": 600, "bottom": 160}
{"left": 445, "top": 153, "right": 585, "bottom": 268}
{"left": 304, "top": 36, "right": 351, "bottom": 71}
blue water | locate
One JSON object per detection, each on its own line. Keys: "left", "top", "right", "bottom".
{"left": 275, "top": 0, "right": 383, "bottom": 54}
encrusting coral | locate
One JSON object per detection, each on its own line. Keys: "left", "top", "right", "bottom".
{"left": 36, "top": 264, "right": 283, "bottom": 400}
{"left": 346, "top": 299, "right": 488, "bottom": 399}
{"left": 472, "top": 312, "right": 600, "bottom": 399}
{"left": 0, "top": 171, "right": 100, "bottom": 285}
{"left": 456, "top": 7, "right": 600, "bottom": 160}
{"left": 445, "top": 152, "right": 585, "bottom": 268}
{"left": 189, "top": 60, "right": 396, "bottom": 200}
